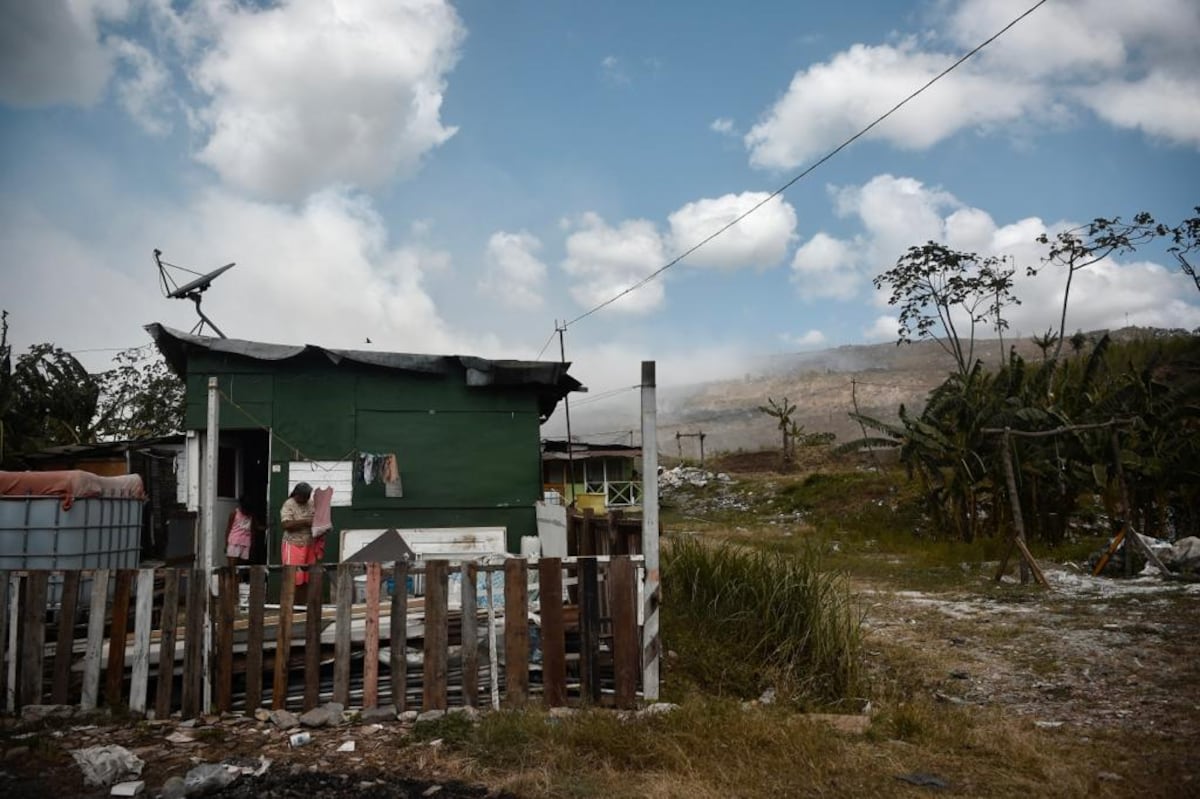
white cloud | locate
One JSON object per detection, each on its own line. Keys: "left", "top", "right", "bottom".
{"left": 600, "top": 55, "right": 629, "bottom": 85}
{"left": 710, "top": 117, "right": 737, "bottom": 136}
{"left": 0, "top": 1, "right": 117, "bottom": 107}
{"left": 667, "top": 192, "right": 797, "bottom": 270}
{"left": 561, "top": 213, "right": 667, "bottom": 314}
{"left": 1077, "top": 72, "right": 1200, "bottom": 147}
{"left": 0, "top": 188, "right": 481, "bottom": 365}
{"left": 745, "top": 39, "right": 1041, "bottom": 170}
{"left": 812, "top": 173, "right": 1200, "bottom": 340}
{"left": 192, "top": 0, "right": 465, "bottom": 201}
{"left": 742, "top": 0, "right": 1200, "bottom": 169}
{"left": 791, "top": 232, "right": 862, "bottom": 300}
{"left": 483, "top": 231, "right": 547, "bottom": 309}
{"left": 780, "top": 330, "right": 827, "bottom": 349}
{"left": 110, "top": 37, "right": 173, "bottom": 135}
{"left": 864, "top": 315, "right": 900, "bottom": 342}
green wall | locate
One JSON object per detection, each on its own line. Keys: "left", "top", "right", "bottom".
{"left": 185, "top": 351, "right": 544, "bottom": 554}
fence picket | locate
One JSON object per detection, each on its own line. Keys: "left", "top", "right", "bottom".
{"left": 391, "top": 562, "right": 407, "bottom": 713}
{"left": 181, "top": 569, "right": 205, "bottom": 718}
{"left": 155, "top": 570, "right": 181, "bottom": 719}
{"left": 105, "top": 570, "right": 134, "bottom": 707}
{"left": 580, "top": 558, "right": 601, "bottom": 703}
{"left": 0, "top": 571, "right": 9, "bottom": 709}
{"left": 539, "top": 558, "right": 566, "bottom": 707}
{"left": 461, "top": 562, "right": 478, "bottom": 708}
{"left": 243, "top": 567, "right": 265, "bottom": 712}
{"left": 503, "top": 559, "right": 529, "bottom": 706}
{"left": 18, "top": 572, "right": 49, "bottom": 707}
{"left": 422, "top": 560, "right": 448, "bottom": 711}
{"left": 129, "top": 569, "right": 155, "bottom": 714}
{"left": 610, "top": 556, "right": 638, "bottom": 709}
{"left": 273, "top": 567, "right": 296, "bottom": 710}
{"left": 81, "top": 569, "right": 110, "bottom": 711}
{"left": 363, "top": 563, "right": 381, "bottom": 709}
{"left": 216, "top": 568, "right": 235, "bottom": 713}
{"left": 51, "top": 571, "right": 81, "bottom": 704}
{"left": 304, "top": 566, "right": 324, "bottom": 711}
{"left": 332, "top": 564, "right": 352, "bottom": 706}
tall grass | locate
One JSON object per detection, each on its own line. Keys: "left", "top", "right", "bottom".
{"left": 661, "top": 535, "right": 863, "bottom": 707}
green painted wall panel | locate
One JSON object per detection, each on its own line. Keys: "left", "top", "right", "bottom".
{"left": 355, "top": 370, "right": 535, "bottom": 413}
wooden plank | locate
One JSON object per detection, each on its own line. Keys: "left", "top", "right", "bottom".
{"left": 216, "top": 568, "right": 235, "bottom": 713}
{"left": 1013, "top": 538, "right": 1050, "bottom": 588}
{"left": 242, "top": 567, "right": 265, "bottom": 712}
{"left": 81, "top": 569, "right": 110, "bottom": 711}
{"left": 579, "top": 557, "right": 601, "bottom": 704}
{"left": 581, "top": 509, "right": 595, "bottom": 556}
{"left": 503, "top": 558, "right": 529, "bottom": 706}
{"left": 422, "top": 560, "right": 448, "bottom": 711}
{"left": 0, "top": 571, "right": 10, "bottom": 710}
{"left": 51, "top": 571, "right": 81, "bottom": 705}
{"left": 539, "top": 558, "right": 567, "bottom": 707}
{"left": 460, "top": 562, "right": 478, "bottom": 708}
{"left": 363, "top": 563, "right": 381, "bottom": 709}
{"left": 155, "top": 570, "right": 181, "bottom": 720}
{"left": 390, "top": 562, "right": 407, "bottom": 713}
{"left": 180, "top": 569, "right": 205, "bottom": 719}
{"left": 129, "top": 569, "right": 155, "bottom": 714}
{"left": 610, "top": 556, "right": 638, "bottom": 709}
{"left": 105, "top": 570, "right": 134, "bottom": 707}
{"left": 303, "top": 566, "right": 324, "bottom": 711}
{"left": 272, "top": 567, "right": 296, "bottom": 710}
{"left": 18, "top": 572, "right": 49, "bottom": 708}
{"left": 332, "top": 564, "right": 352, "bottom": 706}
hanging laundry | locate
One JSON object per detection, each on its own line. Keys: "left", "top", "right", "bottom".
{"left": 382, "top": 453, "right": 403, "bottom": 497}
{"left": 362, "top": 453, "right": 376, "bottom": 484}
{"left": 312, "top": 486, "right": 334, "bottom": 536}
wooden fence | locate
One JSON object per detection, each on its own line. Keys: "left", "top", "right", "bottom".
{"left": 0, "top": 556, "right": 645, "bottom": 719}
{"left": 567, "top": 508, "right": 644, "bottom": 557}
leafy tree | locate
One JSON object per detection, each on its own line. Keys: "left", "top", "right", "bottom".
{"left": 874, "top": 243, "right": 1018, "bottom": 378}
{"left": 3, "top": 341, "right": 100, "bottom": 461}
{"left": 1033, "top": 213, "right": 1167, "bottom": 362}
{"left": 94, "top": 347, "right": 185, "bottom": 439}
{"left": 1167, "top": 206, "right": 1200, "bottom": 293}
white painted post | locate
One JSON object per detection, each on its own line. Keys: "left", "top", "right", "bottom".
{"left": 202, "top": 376, "right": 220, "bottom": 712}
{"left": 640, "top": 361, "right": 660, "bottom": 702}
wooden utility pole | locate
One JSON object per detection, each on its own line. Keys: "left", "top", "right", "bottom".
{"left": 202, "top": 376, "right": 220, "bottom": 711}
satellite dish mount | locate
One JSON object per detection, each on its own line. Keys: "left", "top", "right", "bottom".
{"left": 154, "top": 249, "right": 235, "bottom": 338}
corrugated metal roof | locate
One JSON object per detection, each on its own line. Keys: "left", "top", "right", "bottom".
{"left": 146, "top": 323, "right": 583, "bottom": 421}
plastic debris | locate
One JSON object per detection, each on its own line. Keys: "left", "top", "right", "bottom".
{"left": 71, "top": 745, "right": 145, "bottom": 788}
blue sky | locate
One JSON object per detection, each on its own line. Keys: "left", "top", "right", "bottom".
{"left": 2, "top": 0, "right": 1198, "bottom": 420}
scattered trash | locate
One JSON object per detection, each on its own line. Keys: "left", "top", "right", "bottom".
{"left": 895, "top": 772, "right": 948, "bottom": 789}
{"left": 71, "top": 745, "right": 145, "bottom": 788}
{"left": 183, "top": 762, "right": 239, "bottom": 795}
{"left": 637, "top": 703, "right": 680, "bottom": 718}
{"left": 1034, "top": 721, "right": 1064, "bottom": 729}
{"left": 165, "top": 731, "right": 196, "bottom": 744}
{"left": 110, "top": 780, "right": 145, "bottom": 797}
{"left": 422, "top": 786, "right": 442, "bottom": 797}
{"left": 758, "top": 687, "right": 777, "bottom": 705}
{"left": 336, "top": 740, "right": 356, "bottom": 753}
{"left": 289, "top": 732, "right": 312, "bottom": 748}
{"left": 1098, "top": 771, "right": 1124, "bottom": 782}
{"left": 1166, "top": 536, "right": 1200, "bottom": 574}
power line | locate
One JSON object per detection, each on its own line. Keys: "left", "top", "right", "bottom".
{"left": 570, "top": 384, "right": 640, "bottom": 408}
{"left": 534, "top": 327, "right": 558, "bottom": 361}
{"left": 562, "top": 0, "right": 1049, "bottom": 329}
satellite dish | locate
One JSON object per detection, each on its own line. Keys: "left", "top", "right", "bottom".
{"left": 166, "top": 262, "right": 235, "bottom": 299}
{"left": 155, "top": 249, "right": 235, "bottom": 338}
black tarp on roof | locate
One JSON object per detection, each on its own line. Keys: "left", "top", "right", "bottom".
{"left": 145, "top": 323, "right": 582, "bottom": 422}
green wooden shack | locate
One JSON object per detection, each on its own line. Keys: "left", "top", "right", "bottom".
{"left": 147, "top": 324, "right": 580, "bottom": 565}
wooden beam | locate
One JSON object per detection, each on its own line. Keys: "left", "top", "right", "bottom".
{"left": 391, "top": 562, "right": 408, "bottom": 713}
{"left": 180, "top": 568, "right": 205, "bottom": 719}
{"left": 304, "top": 566, "right": 324, "bottom": 711}
{"left": 579, "top": 557, "right": 601, "bottom": 704}
{"left": 610, "top": 556, "right": 638, "bottom": 709}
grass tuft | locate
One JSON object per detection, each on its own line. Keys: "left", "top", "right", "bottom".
{"left": 661, "top": 535, "right": 863, "bottom": 706}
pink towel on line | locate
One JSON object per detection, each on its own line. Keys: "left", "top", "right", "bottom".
{"left": 312, "top": 486, "right": 334, "bottom": 535}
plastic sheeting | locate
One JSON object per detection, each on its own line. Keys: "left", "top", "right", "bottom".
{"left": 0, "top": 470, "right": 145, "bottom": 509}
